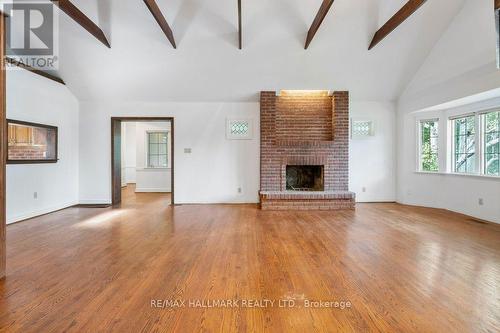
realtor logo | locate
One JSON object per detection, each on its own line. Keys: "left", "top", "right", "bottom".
{"left": 3, "top": 0, "right": 59, "bottom": 70}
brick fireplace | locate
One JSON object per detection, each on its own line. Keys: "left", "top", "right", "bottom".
{"left": 259, "top": 90, "right": 355, "bottom": 210}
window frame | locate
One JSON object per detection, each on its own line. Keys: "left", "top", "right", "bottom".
{"left": 226, "top": 118, "right": 253, "bottom": 140}
{"left": 415, "top": 106, "right": 500, "bottom": 179}
{"left": 417, "top": 118, "right": 439, "bottom": 172}
{"left": 480, "top": 109, "right": 500, "bottom": 176}
{"left": 351, "top": 119, "right": 375, "bottom": 139}
{"left": 146, "top": 130, "right": 169, "bottom": 169}
{"left": 450, "top": 113, "right": 479, "bottom": 175}
{"left": 6, "top": 119, "right": 58, "bottom": 164}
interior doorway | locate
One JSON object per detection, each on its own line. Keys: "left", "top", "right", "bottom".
{"left": 111, "top": 117, "right": 174, "bottom": 205}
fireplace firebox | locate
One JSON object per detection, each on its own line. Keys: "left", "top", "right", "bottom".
{"left": 286, "top": 165, "right": 324, "bottom": 191}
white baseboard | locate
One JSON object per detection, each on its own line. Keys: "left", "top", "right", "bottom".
{"left": 135, "top": 188, "right": 171, "bottom": 193}
{"left": 7, "top": 200, "right": 79, "bottom": 224}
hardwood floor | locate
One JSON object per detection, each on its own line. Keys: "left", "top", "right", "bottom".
{"left": 0, "top": 188, "right": 499, "bottom": 332}
{"left": 121, "top": 184, "right": 171, "bottom": 205}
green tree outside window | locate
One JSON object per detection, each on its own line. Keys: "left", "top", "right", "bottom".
{"left": 420, "top": 120, "right": 439, "bottom": 172}
{"left": 484, "top": 111, "right": 499, "bottom": 176}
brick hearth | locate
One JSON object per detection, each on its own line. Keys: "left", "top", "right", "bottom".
{"left": 259, "top": 91, "right": 355, "bottom": 210}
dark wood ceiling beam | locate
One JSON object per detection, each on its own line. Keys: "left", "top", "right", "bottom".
{"left": 368, "top": 0, "right": 427, "bottom": 50}
{"left": 6, "top": 57, "right": 65, "bottom": 85}
{"left": 51, "top": 0, "right": 110, "bottom": 48}
{"left": 238, "top": 0, "right": 242, "bottom": 49}
{"left": 305, "top": 0, "right": 335, "bottom": 49}
{"left": 143, "top": 0, "right": 176, "bottom": 49}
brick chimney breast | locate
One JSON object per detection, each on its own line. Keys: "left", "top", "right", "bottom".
{"left": 259, "top": 91, "right": 355, "bottom": 210}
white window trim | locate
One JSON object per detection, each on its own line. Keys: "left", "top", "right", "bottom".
{"left": 145, "top": 130, "right": 170, "bottom": 169}
{"left": 414, "top": 101, "right": 500, "bottom": 179}
{"left": 449, "top": 113, "right": 494, "bottom": 176}
{"left": 414, "top": 170, "right": 500, "bottom": 180}
{"left": 414, "top": 111, "right": 500, "bottom": 179}
{"left": 479, "top": 113, "right": 486, "bottom": 175}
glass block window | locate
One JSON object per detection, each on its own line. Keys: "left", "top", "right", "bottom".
{"left": 483, "top": 111, "right": 499, "bottom": 176}
{"left": 453, "top": 115, "right": 476, "bottom": 173}
{"left": 351, "top": 120, "right": 373, "bottom": 138}
{"left": 226, "top": 118, "right": 253, "bottom": 140}
{"left": 147, "top": 132, "right": 168, "bottom": 168}
{"left": 419, "top": 119, "right": 439, "bottom": 172}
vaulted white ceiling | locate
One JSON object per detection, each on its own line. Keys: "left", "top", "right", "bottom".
{"left": 53, "top": 0, "right": 466, "bottom": 102}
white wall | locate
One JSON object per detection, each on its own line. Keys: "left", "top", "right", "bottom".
{"left": 396, "top": 0, "right": 500, "bottom": 224}
{"left": 124, "top": 122, "right": 137, "bottom": 183}
{"left": 399, "top": 0, "right": 500, "bottom": 112}
{"left": 79, "top": 102, "right": 261, "bottom": 204}
{"left": 6, "top": 70, "right": 79, "bottom": 223}
{"left": 79, "top": 99, "right": 396, "bottom": 204}
{"left": 134, "top": 122, "right": 172, "bottom": 192}
{"left": 120, "top": 122, "right": 126, "bottom": 187}
{"left": 350, "top": 101, "right": 396, "bottom": 202}
{"left": 135, "top": 168, "right": 171, "bottom": 192}
{"left": 397, "top": 97, "right": 500, "bottom": 224}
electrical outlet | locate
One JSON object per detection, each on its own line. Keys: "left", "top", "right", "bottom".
{"left": 184, "top": 148, "right": 192, "bottom": 154}
{"left": 237, "top": 187, "right": 242, "bottom": 194}
{"left": 362, "top": 187, "right": 366, "bottom": 193}
{"left": 478, "top": 198, "right": 484, "bottom": 206}
{"left": 33, "top": 192, "right": 38, "bottom": 199}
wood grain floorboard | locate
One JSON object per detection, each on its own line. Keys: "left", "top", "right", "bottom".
{"left": 0, "top": 186, "right": 499, "bottom": 332}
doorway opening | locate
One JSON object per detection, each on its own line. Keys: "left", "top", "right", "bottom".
{"left": 111, "top": 117, "right": 174, "bottom": 206}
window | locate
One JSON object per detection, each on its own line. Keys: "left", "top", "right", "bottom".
{"left": 147, "top": 132, "right": 168, "bottom": 168}
{"left": 419, "top": 119, "right": 439, "bottom": 172}
{"left": 7, "top": 119, "right": 58, "bottom": 164}
{"left": 452, "top": 115, "right": 476, "bottom": 173}
{"left": 231, "top": 121, "right": 249, "bottom": 136}
{"left": 226, "top": 118, "right": 253, "bottom": 140}
{"left": 417, "top": 109, "right": 500, "bottom": 177}
{"left": 483, "top": 111, "right": 499, "bottom": 176}
{"left": 351, "top": 120, "right": 374, "bottom": 138}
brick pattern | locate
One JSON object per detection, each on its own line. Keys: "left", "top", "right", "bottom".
{"left": 260, "top": 199, "right": 354, "bottom": 211}
{"left": 332, "top": 91, "right": 349, "bottom": 191}
{"left": 276, "top": 96, "right": 333, "bottom": 141}
{"left": 260, "top": 91, "right": 280, "bottom": 191}
{"left": 259, "top": 91, "right": 353, "bottom": 210}
{"left": 260, "top": 191, "right": 355, "bottom": 211}
{"left": 8, "top": 145, "right": 46, "bottom": 160}
{"left": 260, "top": 191, "right": 355, "bottom": 200}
